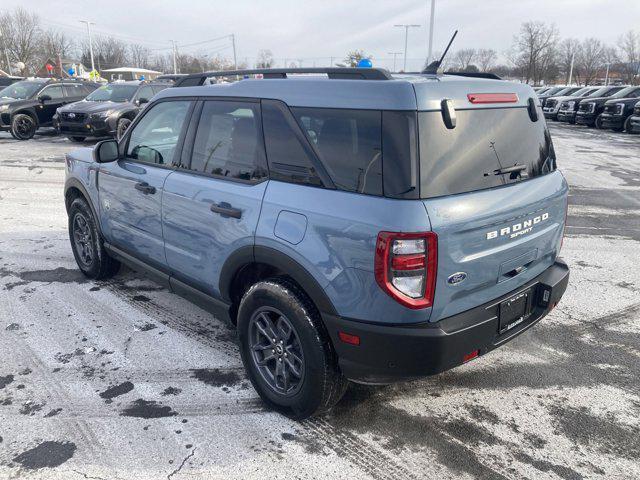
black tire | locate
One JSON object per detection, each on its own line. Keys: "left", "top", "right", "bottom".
{"left": 594, "top": 114, "right": 604, "bottom": 129}
{"left": 568, "top": 117, "right": 576, "bottom": 125}
{"left": 237, "top": 278, "right": 348, "bottom": 419}
{"left": 70, "top": 136, "right": 86, "bottom": 142}
{"left": 623, "top": 116, "right": 634, "bottom": 133}
{"left": 116, "top": 118, "right": 132, "bottom": 141}
{"left": 11, "top": 113, "right": 37, "bottom": 140}
{"left": 68, "top": 197, "right": 120, "bottom": 280}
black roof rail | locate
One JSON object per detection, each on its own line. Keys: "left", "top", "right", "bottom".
{"left": 173, "top": 67, "right": 393, "bottom": 87}
{"left": 443, "top": 71, "right": 502, "bottom": 80}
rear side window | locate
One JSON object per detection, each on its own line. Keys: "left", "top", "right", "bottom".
{"left": 419, "top": 108, "right": 556, "bottom": 199}
{"left": 41, "top": 85, "right": 64, "bottom": 99}
{"left": 261, "top": 101, "right": 323, "bottom": 187}
{"left": 293, "top": 108, "right": 382, "bottom": 196}
{"left": 63, "top": 84, "right": 86, "bottom": 97}
{"left": 189, "top": 101, "right": 267, "bottom": 181}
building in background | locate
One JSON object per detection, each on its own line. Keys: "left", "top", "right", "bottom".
{"left": 101, "top": 67, "right": 162, "bottom": 81}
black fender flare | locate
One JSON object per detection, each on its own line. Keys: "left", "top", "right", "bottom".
{"left": 64, "top": 177, "right": 102, "bottom": 236}
{"left": 11, "top": 107, "right": 39, "bottom": 127}
{"left": 219, "top": 245, "right": 338, "bottom": 316}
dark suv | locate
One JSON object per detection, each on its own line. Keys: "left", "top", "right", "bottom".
{"left": 557, "top": 86, "right": 625, "bottom": 123}
{"left": 576, "top": 86, "right": 640, "bottom": 128}
{"left": 0, "top": 78, "right": 98, "bottom": 140}
{"left": 627, "top": 100, "right": 640, "bottom": 134}
{"left": 600, "top": 94, "right": 640, "bottom": 132}
{"left": 55, "top": 81, "right": 169, "bottom": 141}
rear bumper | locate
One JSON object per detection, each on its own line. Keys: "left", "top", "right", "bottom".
{"left": 324, "top": 259, "right": 570, "bottom": 384}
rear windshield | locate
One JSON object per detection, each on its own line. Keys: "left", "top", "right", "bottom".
{"left": 419, "top": 107, "right": 556, "bottom": 199}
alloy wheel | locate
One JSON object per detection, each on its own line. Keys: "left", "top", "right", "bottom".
{"left": 248, "top": 307, "right": 305, "bottom": 396}
{"left": 72, "top": 213, "right": 94, "bottom": 267}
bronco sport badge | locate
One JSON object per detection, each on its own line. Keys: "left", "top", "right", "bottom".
{"left": 486, "top": 213, "right": 549, "bottom": 240}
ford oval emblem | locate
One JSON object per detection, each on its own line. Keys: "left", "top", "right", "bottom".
{"left": 447, "top": 272, "right": 467, "bottom": 285}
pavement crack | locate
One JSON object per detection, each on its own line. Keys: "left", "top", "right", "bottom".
{"left": 167, "top": 447, "right": 196, "bottom": 480}
{"left": 72, "top": 469, "right": 111, "bottom": 480}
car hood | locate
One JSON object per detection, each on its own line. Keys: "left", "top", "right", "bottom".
{"left": 552, "top": 95, "right": 583, "bottom": 103}
{"left": 579, "top": 96, "right": 614, "bottom": 105}
{"left": 604, "top": 97, "right": 639, "bottom": 106}
{"left": 0, "top": 97, "right": 23, "bottom": 108}
{"left": 59, "top": 100, "right": 132, "bottom": 114}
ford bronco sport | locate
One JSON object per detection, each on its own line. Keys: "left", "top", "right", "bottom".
{"left": 64, "top": 67, "right": 569, "bottom": 418}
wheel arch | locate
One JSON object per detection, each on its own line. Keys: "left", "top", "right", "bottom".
{"left": 220, "top": 245, "right": 338, "bottom": 324}
{"left": 12, "top": 108, "right": 39, "bottom": 126}
{"left": 64, "top": 178, "right": 102, "bottom": 236}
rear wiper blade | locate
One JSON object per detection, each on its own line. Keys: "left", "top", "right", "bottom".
{"left": 484, "top": 164, "right": 528, "bottom": 177}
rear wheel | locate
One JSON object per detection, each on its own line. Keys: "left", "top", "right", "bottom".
{"left": 237, "top": 278, "right": 347, "bottom": 419}
{"left": 11, "top": 113, "right": 37, "bottom": 140}
{"left": 116, "top": 118, "right": 132, "bottom": 140}
{"left": 68, "top": 197, "right": 120, "bottom": 279}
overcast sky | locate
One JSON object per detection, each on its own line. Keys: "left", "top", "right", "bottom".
{"left": 18, "top": 0, "right": 640, "bottom": 71}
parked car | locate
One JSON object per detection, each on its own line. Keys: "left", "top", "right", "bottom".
{"left": 537, "top": 86, "right": 574, "bottom": 107}
{"left": 600, "top": 94, "right": 640, "bottom": 132}
{"left": 576, "top": 86, "right": 640, "bottom": 128}
{"left": 0, "top": 75, "right": 24, "bottom": 87}
{"left": 626, "top": 100, "right": 640, "bottom": 134}
{"left": 54, "top": 81, "right": 169, "bottom": 141}
{"left": 543, "top": 87, "right": 600, "bottom": 121}
{"left": 0, "top": 78, "right": 98, "bottom": 140}
{"left": 155, "top": 73, "right": 188, "bottom": 83}
{"left": 557, "top": 86, "right": 625, "bottom": 123}
{"left": 64, "top": 67, "right": 569, "bottom": 418}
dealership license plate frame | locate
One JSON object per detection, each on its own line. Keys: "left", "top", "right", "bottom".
{"left": 498, "top": 288, "right": 533, "bottom": 334}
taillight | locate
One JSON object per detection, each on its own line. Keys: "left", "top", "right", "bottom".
{"left": 375, "top": 232, "right": 437, "bottom": 309}
{"left": 467, "top": 93, "right": 518, "bottom": 104}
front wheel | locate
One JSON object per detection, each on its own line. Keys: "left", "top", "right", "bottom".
{"left": 68, "top": 197, "right": 120, "bottom": 279}
{"left": 623, "top": 116, "right": 634, "bottom": 133}
{"left": 11, "top": 113, "right": 37, "bottom": 140}
{"left": 237, "top": 278, "right": 347, "bottom": 419}
{"left": 116, "top": 118, "right": 132, "bottom": 140}
{"left": 594, "top": 114, "right": 604, "bottom": 129}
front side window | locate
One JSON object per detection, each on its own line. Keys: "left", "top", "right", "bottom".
{"left": 292, "top": 107, "right": 382, "bottom": 196}
{"left": 41, "top": 85, "right": 64, "bottom": 99}
{"left": 189, "top": 101, "right": 266, "bottom": 181}
{"left": 126, "top": 100, "right": 190, "bottom": 165}
{"left": 136, "top": 86, "right": 155, "bottom": 103}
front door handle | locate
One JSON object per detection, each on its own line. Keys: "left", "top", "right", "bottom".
{"left": 210, "top": 201, "right": 242, "bottom": 219}
{"left": 134, "top": 182, "right": 156, "bottom": 195}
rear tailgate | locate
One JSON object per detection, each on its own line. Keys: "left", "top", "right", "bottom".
{"left": 415, "top": 90, "right": 567, "bottom": 322}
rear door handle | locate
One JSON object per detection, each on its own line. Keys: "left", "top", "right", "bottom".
{"left": 134, "top": 182, "right": 156, "bottom": 194}
{"left": 210, "top": 201, "right": 242, "bottom": 219}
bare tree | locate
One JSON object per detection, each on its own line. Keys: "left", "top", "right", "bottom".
{"left": 452, "top": 48, "right": 477, "bottom": 70}
{"left": 617, "top": 30, "right": 639, "bottom": 85}
{"left": 84, "top": 36, "right": 129, "bottom": 71}
{"left": 512, "top": 21, "right": 559, "bottom": 84}
{"left": 558, "top": 38, "right": 581, "bottom": 84}
{"left": 577, "top": 38, "right": 605, "bottom": 85}
{"left": 0, "top": 8, "right": 42, "bottom": 74}
{"left": 340, "top": 50, "right": 369, "bottom": 68}
{"left": 129, "top": 44, "right": 151, "bottom": 69}
{"left": 476, "top": 48, "right": 497, "bottom": 72}
{"left": 40, "top": 30, "right": 75, "bottom": 62}
{"left": 256, "top": 49, "right": 274, "bottom": 68}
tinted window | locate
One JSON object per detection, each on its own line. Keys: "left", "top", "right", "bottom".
{"left": 382, "top": 111, "right": 418, "bottom": 199}
{"left": 625, "top": 88, "right": 640, "bottom": 98}
{"left": 87, "top": 84, "right": 138, "bottom": 102}
{"left": 293, "top": 107, "right": 382, "bottom": 195}
{"left": 136, "top": 86, "right": 155, "bottom": 102}
{"left": 419, "top": 108, "right": 556, "bottom": 199}
{"left": 126, "top": 100, "right": 190, "bottom": 165}
{"left": 152, "top": 85, "right": 168, "bottom": 95}
{"left": 189, "top": 101, "right": 266, "bottom": 181}
{"left": 262, "top": 101, "right": 322, "bottom": 187}
{"left": 41, "top": 85, "right": 64, "bottom": 99}
{"left": 63, "top": 83, "right": 86, "bottom": 97}
{"left": 0, "top": 81, "right": 44, "bottom": 99}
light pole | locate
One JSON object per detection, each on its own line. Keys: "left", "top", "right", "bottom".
{"left": 230, "top": 34, "right": 237, "bottom": 70}
{"left": 170, "top": 40, "right": 178, "bottom": 74}
{"left": 604, "top": 63, "right": 610, "bottom": 86}
{"left": 388, "top": 52, "right": 402, "bottom": 72}
{"left": 79, "top": 20, "right": 96, "bottom": 74}
{"left": 427, "top": 0, "right": 436, "bottom": 64}
{"left": 568, "top": 51, "right": 575, "bottom": 85}
{"left": 394, "top": 24, "right": 420, "bottom": 72}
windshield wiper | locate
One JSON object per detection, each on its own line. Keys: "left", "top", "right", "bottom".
{"left": 485, "top": 164, "right": 528, "bottom": 179}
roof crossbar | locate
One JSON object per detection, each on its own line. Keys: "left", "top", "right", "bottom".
{"left": 173, "top": 67, "right": 393, "bottom": 87}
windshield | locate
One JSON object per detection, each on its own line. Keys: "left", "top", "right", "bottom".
{"left": 611, "top": 86, "right": 638, "bottom": 98}
{"left": 571, "top": 88, "right": 590, "bottom": 97}
{"left": 0, "top": 81, "right": 44, "bottom": 100}
{"left": 540, "top": 87, "right": 563, "bottom": 96}
{"left": 86, "top": 84, "right": 138, "bottom": 102}
{"left": 419, "top": 107, "right": 555, "bottom": 199}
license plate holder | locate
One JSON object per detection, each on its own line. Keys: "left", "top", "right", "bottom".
{"left": 498, "top": 288, "right": 532, "bottom": 334}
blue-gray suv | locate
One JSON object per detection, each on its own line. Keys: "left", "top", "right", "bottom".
{"left": 64, "top": 68, "right": 570, "bottom": 418}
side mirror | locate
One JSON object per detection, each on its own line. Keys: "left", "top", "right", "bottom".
{"left": 38, "top": 94, "right": 52, "bottom": 103}
{"left": 94, "top": 139, "right": 119, "bottom": 163}
{"left": 137, "top": 97, "right": 149, "bottom": 106}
